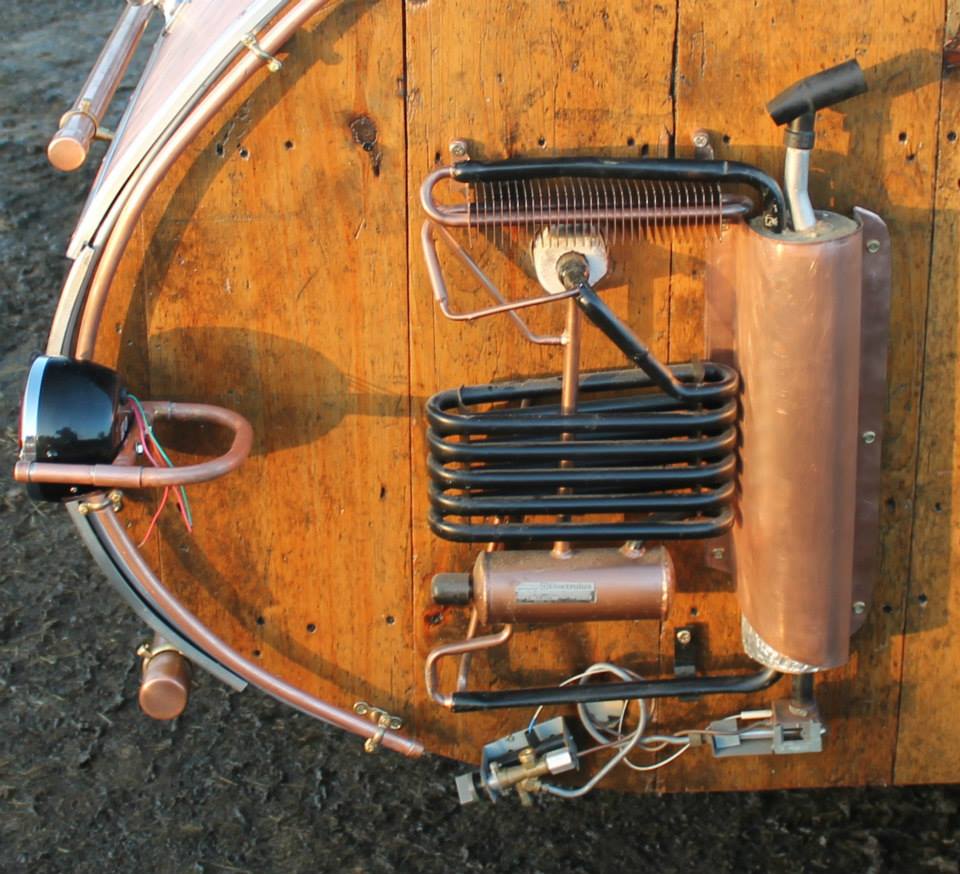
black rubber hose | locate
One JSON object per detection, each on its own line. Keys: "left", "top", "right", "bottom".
{"left": 450, "top": 667, "right": 782, "bottom": 713}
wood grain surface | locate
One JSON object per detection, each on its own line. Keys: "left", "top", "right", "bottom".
{"left": 90, "top": 0, "right": 958, "bottom": 789}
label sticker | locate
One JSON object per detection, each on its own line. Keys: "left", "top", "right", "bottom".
{"left": 515, "top": 582, "right": 597, "bottom": 604}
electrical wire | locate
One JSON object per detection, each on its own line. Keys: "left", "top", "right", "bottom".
{"left": 533, "top": 661, "right": 769, "bottom": 797}
{"left": 127, "top": 393, "right": 194, "bottom": 542}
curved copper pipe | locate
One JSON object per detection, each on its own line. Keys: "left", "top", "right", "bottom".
{"left": 87, "top": 498, "right": 423, "bottom": 757}
{"left": 14, "top": 401, "right": 253, "bottom": 489}
{"left": 74, "top": 0, "right": 336, "bottom": 359}
{"left": 424, "top": 623, "right": 513, "bottom": 708}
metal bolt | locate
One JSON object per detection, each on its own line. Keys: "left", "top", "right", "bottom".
{"left": 77, "top": 504, "right": 89, "bottom": 515}
{"left": 862, "top": 430, "right": 877, "bottom": 444}
{"left": 853, "top": 601, "right": 866, "bottom": 615}
{"left": 692, "top": 130, "right": 710, "bottom": 148}
{"left": 449, "top": 139, "right": 469, "bottom": 159}
{"left": 710, "top": 546, "right": 726, "bottom": 560}
{"left": 866, "top": 239, "right": 881, "bottom": 254}
{"left": 676, "top": 629, "right": 692, "bottom": 646}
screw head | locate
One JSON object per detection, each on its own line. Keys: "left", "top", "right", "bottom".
{"left": 449, "top": 139, "right": 469, "bottom": 158}
{"left": 676, "top": 629, "right": 692, "bottom": 646}
{"left": 853, "top": 601, "right": 866, "bottom": 615}
{"left": 710, "top": 546, "right": 726, "bottom": 560}
{"left": 692, "top": 131, "right": 710, "bottom": 148}
{"left": 862, "top": 430, "right": 877, "bottom": 444}
{"left": 866, "top": 239, "right": 881, "bottom": 254}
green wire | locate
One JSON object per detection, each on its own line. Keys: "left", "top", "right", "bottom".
{"left": 127, "top": 393, "right": 193, "bottom": 527}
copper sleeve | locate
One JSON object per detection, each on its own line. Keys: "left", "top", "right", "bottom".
{"left": 472, "top": 545, "right": 674, "bottom": 625}
{"left": 713, "top": 215, "right": 863, "bottom": 671}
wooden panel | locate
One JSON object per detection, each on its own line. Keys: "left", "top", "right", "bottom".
{"left": 404, "top": 0, "right": 677, "bottom": 767}
{"left": 97, "top": 1, "right": 417, "bottom": 723}
{"left": 85, "top": 0, "right": 960, "bottom": 789}
{"left": 896, "top": 1, "right": 960, "bottom": 784}
{"left": 659, "top": 0, "right": 945, "bottom": 791}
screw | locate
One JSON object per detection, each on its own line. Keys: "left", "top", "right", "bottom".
{"left": 866, "top": 239, "right": 881, "bottom": 254}
{"left": 676, "top": 629, "right": 692, "bottom": 646}
{"left": 862, "top": 430, "right": 877, "bottom": 444}
{"left": 853, "top": 601, "right": 866, "bottom": 615}
{"left": 711, "top": 547, "right": 726, "bottom": 560}
{"left": 449, "top": 139, "right": 469, "bottom": 159}
{"left": 692, "top": 129, "right": 710, "bottom": 148}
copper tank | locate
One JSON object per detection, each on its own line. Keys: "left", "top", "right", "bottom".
{"left": 708, "top": 213, "right": 863, "bottom": 671}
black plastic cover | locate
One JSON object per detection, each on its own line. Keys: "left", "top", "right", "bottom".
{"left": 767, "top": 59, "right": 868, "bottom": 126}
{"left": 19, "top": 355, "right": 126, "bottom": 501}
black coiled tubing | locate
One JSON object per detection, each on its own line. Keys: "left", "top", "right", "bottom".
{"left": 427, "top": 360, "right": 739, "bottom": 544}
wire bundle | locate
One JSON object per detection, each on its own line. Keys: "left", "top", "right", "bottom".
{"left": 126, "top": 394, "right": 193, "bottom": 546}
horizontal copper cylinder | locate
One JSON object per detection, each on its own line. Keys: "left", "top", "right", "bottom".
{"left": 708, "top": 214, "right": 863, "bottom": 671}
{"left": 471, "top": 545, "right": 674, "bottom": 625}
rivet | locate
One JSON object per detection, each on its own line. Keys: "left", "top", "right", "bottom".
{"left": 862, "top": 430, "right": 877, "bottom": 444}
{"left": 853, "top": 601, "right": 866, "bottom": 615}
{"left": 866, "top": 239, "right": 881, "bottom": 254}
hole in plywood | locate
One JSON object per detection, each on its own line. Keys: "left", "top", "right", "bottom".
{"left": 306, "top": 623, "right": 317, "bottom": 634}
{"left": 284, "top": 139, "right": 295, "bottom": 150}
{"left": 918, "top": 593, "right": 928, "bottom": 607}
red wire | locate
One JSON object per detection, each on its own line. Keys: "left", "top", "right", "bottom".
{"left": 128, "top": 400, "right": 193, "bottom": 540}
{"left": 138, "top": 486, "right": 170, "bottom": 547}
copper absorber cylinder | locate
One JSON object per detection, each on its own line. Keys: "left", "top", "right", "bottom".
{"left": 138, "top": 635, "right": 192, "bottom": 720}
{"left": 437, "top": 545, "right": 674, "bottom": 625}
{"left": 708, "top": 213, "right": 863, "bottom": 672}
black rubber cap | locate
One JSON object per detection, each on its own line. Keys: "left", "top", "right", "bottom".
{"left": 432, "top": 572, "right": 472, "bottom": 605}
{"left": 767, "top": 59, "right": 867, "bottom": 126}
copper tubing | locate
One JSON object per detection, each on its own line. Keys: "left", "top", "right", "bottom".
{"left": 48, "top": 4, "right": 154, "bottom": 172}
{"left": 73, "top": 0, "right": 337, "bottom": 360}
{"left": 14, "top": 401, "right": 252, "bottom": 489}
{"left": 87, "top": 499, "right": 423, "bottom": 756}
{"left": 717, "top": 215, "right": 863, "bottom": 671}
{"left": 552, "top": 297, "right": 582, "bottom": 558}
{"left": 421, "top": 220, "right": 573, "bottom": 334}
{"left": 425, "top": 624, "right": 514, "bottom": 708}
{"left": 139, "top": 634, "right": 192, "bottom": 720}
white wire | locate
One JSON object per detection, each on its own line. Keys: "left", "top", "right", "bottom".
{"left": 533, "top": 662, "right": 759, "bottom": 798}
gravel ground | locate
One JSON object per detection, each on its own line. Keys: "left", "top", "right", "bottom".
{"left": 1, "top": 4, "right": 959, "bottom": 873}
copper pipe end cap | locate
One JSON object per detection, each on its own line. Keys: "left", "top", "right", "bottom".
{"left": 47, "top": 137, "right": 87, "bottom": 172}
{"left": 139, "top": 651, "right": 191, "bottom": 721}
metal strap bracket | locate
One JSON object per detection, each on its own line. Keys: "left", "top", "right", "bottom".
{"left": 240, "top": 32, "right": 283, "bottom": 73}
{"left": 353, "top": 701, "right": 403, "bottom": 753}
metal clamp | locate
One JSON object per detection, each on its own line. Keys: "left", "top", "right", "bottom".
{"left": 353, "top": 701, "right": 403, "bottom": 754}
{"left": 136, "top": 639, "right": 183, "bottom": 665}
{"left": 77, "top": 490, "right": 123, "bottom": 515}
{"left": 240, "top": 32, "right": 283, "bottom": 73}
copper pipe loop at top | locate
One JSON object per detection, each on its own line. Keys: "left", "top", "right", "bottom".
{"left": 14, "top": 401, "right": 253, "bottom": 489}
